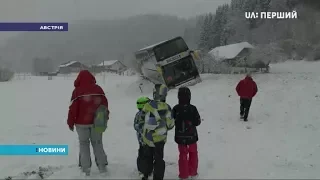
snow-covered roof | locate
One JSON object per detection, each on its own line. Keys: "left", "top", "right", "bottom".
{"left": 208, "top": 42, "right": 254, "bottom": 61}
{"left": 58, "top": 61, "right": 78, "bottom": 68}
{"left": 97, "top": 60, "right": 118, "bottom": 66}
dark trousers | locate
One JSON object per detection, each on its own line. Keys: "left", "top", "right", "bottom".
{"left": 137, "top": 143, "right": 144, "bottom": 173}
{"left": 140, "top": 142, "right": 165, "bottom": 180}
{"left": 240, "top": 98, "right": 252, "bottom": 120}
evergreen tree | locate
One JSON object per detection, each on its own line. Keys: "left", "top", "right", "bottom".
{"left": 219, "top": 4, "right": 231, "bottom": 46}
{"left": 198, "top": 15, "right": 209, "bottom": 50}
{"left": 259, "top": 0, "right": 271, "bottom": 11}
{"left": 195, "top": 0, "right": 320, "bottom": 62}
{"left": 231, "top": 0, "right": 246, "bottom": 10}
{"left": 210, "top": 7, "right": 224, "bottom": 48}
{"left": 244, "top": 0, "right": 258, "bottom": 29}
{"left": 199, "top": 13, "right": 214, "bottom": 50}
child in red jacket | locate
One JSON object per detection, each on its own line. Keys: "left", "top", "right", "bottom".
{"left": 67, "top": 70, "right": 109, "bottom": 176}
{"left": 236, "top": 74, "right": 258, "bottom": 121}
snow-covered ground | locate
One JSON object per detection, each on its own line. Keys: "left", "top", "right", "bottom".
{"left": 1, "top": 60, "right": 320, "bottom": 179}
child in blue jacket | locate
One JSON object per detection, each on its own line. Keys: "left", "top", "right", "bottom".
{"left": 134, "top": 96, "right": 151, "bottom": 177}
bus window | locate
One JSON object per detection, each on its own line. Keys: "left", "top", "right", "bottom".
{"left": 154, "top": 38, "right": 189, "bottom": 61}
{"left": 162, "top": 65, "right": 175, "bottom": 83}
{"left": 162, "top": 56, "right": 197, "bottom": 87}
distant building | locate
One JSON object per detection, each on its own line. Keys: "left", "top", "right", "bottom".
{"left": 92, "top": 60, "right": 126, "bottom": 73}
{"left": 58, "top": 61, "right": 88, "bottom": 74}
{"left": 208, "top": 42, "right": 269, "bottom": 73}
{"left": 32, "top": 57, "right": 54, "bottom": 76}
{"left": 208, "top": 42, "right": 254, "bottom": 66}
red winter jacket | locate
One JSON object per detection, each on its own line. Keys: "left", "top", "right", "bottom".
{"left": 236, "top": 76, "right": 258, "bottom": 99}
{"left": 67, "top": 70, "right": 108, "bottom": 127}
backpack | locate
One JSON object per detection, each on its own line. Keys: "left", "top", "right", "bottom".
{"left": 93, "top": 105, "right": 109, "bottom": 133}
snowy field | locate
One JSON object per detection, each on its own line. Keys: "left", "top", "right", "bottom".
{"left": 1, "top": 60, "right": 320, "bottom": 179}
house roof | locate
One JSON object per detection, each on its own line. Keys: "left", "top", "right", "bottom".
{"left": 97, "top": 60, "right": 118, "bottom": 66}
{"left": 208, "top": 42, "right": 254, "bottom": 61}
{"left": 58, "top": 61, "right": 78, "bottom": 68}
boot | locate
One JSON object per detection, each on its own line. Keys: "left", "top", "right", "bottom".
{"left": 141, "top": 176, "right": 148, "bottom": 180}
{"left": 189, "top": 174, "right": 199, "bottom": 179}
{"left": 82, "top": 168, "right": 90, "bottom": 176}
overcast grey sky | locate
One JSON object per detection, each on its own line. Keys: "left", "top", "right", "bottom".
{"left": 0, "top": 0, "right": 230, "bottom": 44}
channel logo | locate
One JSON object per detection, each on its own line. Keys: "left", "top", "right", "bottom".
{"left": 0, "top": 145, "right": 68, "bottom": 155}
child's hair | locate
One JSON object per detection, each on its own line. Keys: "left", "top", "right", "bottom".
{"left": 136, "top": 96, "right": 150, "bottom": 110}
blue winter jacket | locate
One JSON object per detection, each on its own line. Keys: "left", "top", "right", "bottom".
{"left": 134, "top": 111, "right": 144, "bottom": 144}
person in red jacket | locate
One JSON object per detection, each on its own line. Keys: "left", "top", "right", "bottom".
{"left": 235, "top": 73, "right": 258, "bottom": 121}
{"left": 67, "top": 70, "right": 109, "bottom": 176}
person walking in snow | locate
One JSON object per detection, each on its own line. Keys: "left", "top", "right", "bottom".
{"left": 235, "top": 73, "right": 258, "bottom": 121}
{"left": 139, "top": 84, "right": 175, "bottom": 180}
{"left": 172, "top": 87, "right": 201, "bottom": 180}
{"left": 134, "top": 96, "right": 151, "bottom": 177}
{"left": 67, "top": 70, "right": 109, "bottom": 176}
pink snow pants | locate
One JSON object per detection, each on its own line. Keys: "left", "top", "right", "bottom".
{"left": 178, "top": 143, "right": 198, "bottom": 179}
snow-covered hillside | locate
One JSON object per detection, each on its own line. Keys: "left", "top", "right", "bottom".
{"left": 1, "top": 60, "right": 320, "bottom": 179}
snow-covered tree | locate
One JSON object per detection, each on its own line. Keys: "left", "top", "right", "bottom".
{"left": 208, "top": 5, "right": 230, "bottom": 48}
{"left": 258, "top": 0, "right": 271, "bottom": 11}
{"left": 198, "top": 13, "right": 214, "bottom": 50}
{"left": 243, "top": 0, "right": 258, "bottom": 29}
{"left": 231, "top": 0, "right": 246, "bottom": 10}
{"left": 0, "top": 67, "right": 14, "bottom": 82}
{"left": 219, "top": 4, "right": 231, "bottom": 46}
{"left": 196, "top": 0, "right": 320, "bottom": 64}
{"left": 247, "top": 44, "right": 285, "bottom": 65}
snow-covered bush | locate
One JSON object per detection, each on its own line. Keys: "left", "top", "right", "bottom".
{"left": 197, "top": 53, "right": 228, "bottom": 74}
{"left": 0, "top": 67, "right": 14, "bottom": 82}
{"left": 212, "top": 61, "right": 233, "bottom": 74}
{"left": 304, "top": 44, "right": 320, "bottom": 61}
{"left": 248, "top": 43, "right": 285, "bottom": 64}
{"left": 312, "top": 45, "right": 320, "bottom": 61}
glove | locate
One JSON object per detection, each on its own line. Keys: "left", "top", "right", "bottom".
{"left": 106, "top": 110, "right": 110, "bottom": 120}
{"left": 140, "top": 141, "right": 146, "bottom": 146}
{"left": 69, "top": 125, "right": 74, "bottom": 131}
{"left": 140, "top": 138, "right": 147, "bottom": 146}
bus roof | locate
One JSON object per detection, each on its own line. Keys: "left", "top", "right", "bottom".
{"left": 136, "top": 36, "right": 183, "bottom": 52}
{"left": 138, "top": 40, "right": 167, "bottom": 52}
